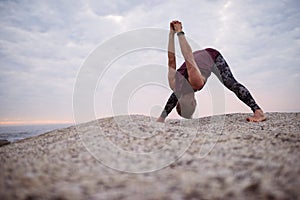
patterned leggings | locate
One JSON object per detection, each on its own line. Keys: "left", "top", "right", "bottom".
{"left": 212, "top": 54, "right": 260, "bottom": 112}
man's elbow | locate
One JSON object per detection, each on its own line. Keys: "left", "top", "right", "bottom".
{"left": 194, "top": 82, "right": 204, "bottom": 90}
{"left": 168, "top": 61, "right": 176, "bottom": 68}
{"left": 191, "top": 79, "right": 205, "bottom": 90}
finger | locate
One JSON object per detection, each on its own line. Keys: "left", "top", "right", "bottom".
{"left": 170, "top": 23, "right": 175, "bottom": 30}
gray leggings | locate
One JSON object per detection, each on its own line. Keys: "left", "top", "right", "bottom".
{"left": 212, "top": 54, "right": 260, "bottom": 112}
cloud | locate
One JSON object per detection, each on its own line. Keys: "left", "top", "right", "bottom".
{"left": 214, "top": 1, "right": 300, "bottom": 82}
{"left": 212, "top": 0, "right": 300, "bottom": 112}
{"left": 0, "top": 0, "right": 299, "bottom": 123}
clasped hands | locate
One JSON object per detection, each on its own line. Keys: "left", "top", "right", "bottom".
{"left": 170, "top": 20, "right": 183, "bottom": 34}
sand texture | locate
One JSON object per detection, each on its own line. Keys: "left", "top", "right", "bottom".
{"left": 0, "top": 112, "right": 299, "bottom": 200}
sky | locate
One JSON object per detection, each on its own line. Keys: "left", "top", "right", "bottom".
{"left": 0, "top": 0, "right": 299, "bottom": 125}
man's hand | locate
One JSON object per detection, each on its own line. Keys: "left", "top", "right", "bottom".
{"left": 171, "top": 20, "right": 183, "bottom": 33}
{"left": 169, "top": 22, "right": 176, "bottom": 35}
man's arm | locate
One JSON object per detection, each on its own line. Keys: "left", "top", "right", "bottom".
{"left": 157, "top": 92, "right": 178, "bottom": 122}
{"left": 168, "top": 23, "right": 176, "bottom": 91}
{"left": 156, "top": 21, "right": 178, "bottom": 123}
{"left": 174, "top": 22, "right": 205, "bottom": 89}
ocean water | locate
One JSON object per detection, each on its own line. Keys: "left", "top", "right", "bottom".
{"left": 0, "top": 124, "right": 73, "bottom": 142}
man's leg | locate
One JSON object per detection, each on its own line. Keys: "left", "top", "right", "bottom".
{"left": 212, "top": 54, "right": 266, "bottom": 122}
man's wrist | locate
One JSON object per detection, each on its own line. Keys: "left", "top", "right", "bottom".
{"left": 177, "top": 31, "right": 185, "bottom": 36}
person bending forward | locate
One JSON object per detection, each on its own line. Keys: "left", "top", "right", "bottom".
{"left": 157, "top": 20, "right": 266, "bottom": 123}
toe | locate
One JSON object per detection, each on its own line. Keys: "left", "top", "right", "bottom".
{"left": 246, "top": 117, "right": 254, "bottom": 122}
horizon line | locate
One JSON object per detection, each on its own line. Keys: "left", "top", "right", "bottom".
{"left": 0, "top": 120, "right": 74, "bottom": 126}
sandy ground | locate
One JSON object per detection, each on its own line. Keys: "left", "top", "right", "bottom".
{"left": 0, "top": 112, "right": 299, "bottom": 200}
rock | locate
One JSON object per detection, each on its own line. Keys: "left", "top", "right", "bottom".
{"left": 0, "top": 112, "right": 299, "bottom": 199}
{"left": 0, "top": 139, "right": 10, "bottom": 147}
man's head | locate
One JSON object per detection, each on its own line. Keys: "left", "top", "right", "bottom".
{"left": 176, "top": 92, "right": 196, "bottom": 119}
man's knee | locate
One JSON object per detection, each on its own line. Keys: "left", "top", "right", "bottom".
{"left": 224, "top": 80, "right": 239, "bottom": 91}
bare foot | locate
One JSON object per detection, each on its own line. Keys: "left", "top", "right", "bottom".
{"left": 156, "top": 116, "right": 165, "bottom": 123}
{"left": 247, "top": 109, "right": 266, "bottom": 122}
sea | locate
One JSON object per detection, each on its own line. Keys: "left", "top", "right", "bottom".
{"left": 0, "top": 123, "right": 73, "bottom": 142}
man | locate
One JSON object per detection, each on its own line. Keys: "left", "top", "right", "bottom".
{"left": 157, "top": 20, "right": 266, "bottom": 123}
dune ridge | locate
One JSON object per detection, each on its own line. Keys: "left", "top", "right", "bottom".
{"left": 0, "top": 112, "right": 299, "bottom": 199}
